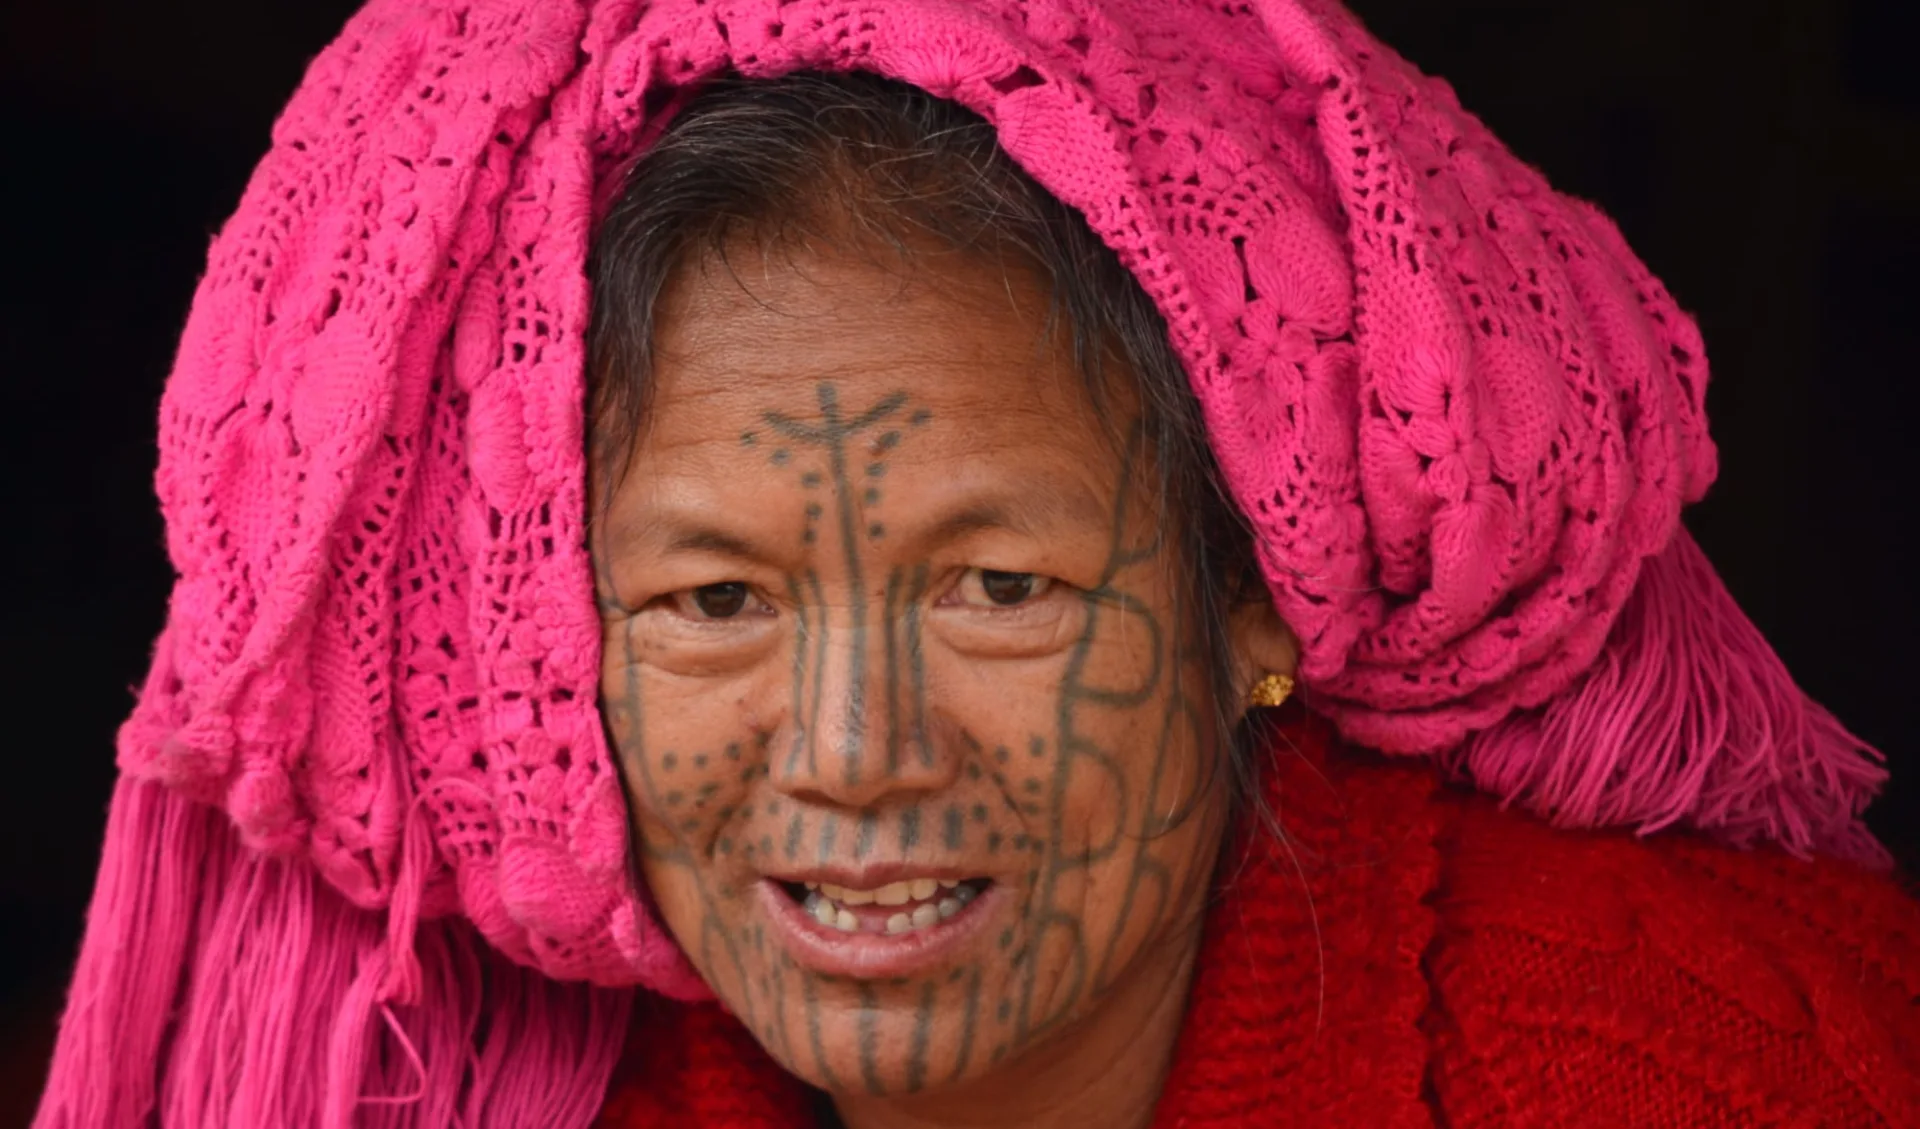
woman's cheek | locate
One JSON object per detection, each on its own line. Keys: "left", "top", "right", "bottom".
{"left": 1040, "top": 636, "right": 1226, "bottom": 985}
{"left": 608, "top": 661, "right": 760, "bottom": 849}
{"left": 610, "top": 662, "right": 770, "bottom": 1000}
{"left": 635, "top": 851, "right": 745, "bottom": 1002}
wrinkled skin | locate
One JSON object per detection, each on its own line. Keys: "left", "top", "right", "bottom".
{"left": 593, "top": 236, "right": 1294, "bottom": 1128}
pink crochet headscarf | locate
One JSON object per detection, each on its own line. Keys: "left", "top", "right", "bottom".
{"left": 38, "top": 0, "right": 1887, "bottom": 1124}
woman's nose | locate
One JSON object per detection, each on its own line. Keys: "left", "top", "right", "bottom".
{"left": 771, "top": 604, "right": 955, "bottom": 809}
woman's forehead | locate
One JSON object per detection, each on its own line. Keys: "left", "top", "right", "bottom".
{"left": 631, "top": 239, "right": 1107, "bottom": 461}
{"left": 597, "top": 237, "right": 1136, "bottom": 553}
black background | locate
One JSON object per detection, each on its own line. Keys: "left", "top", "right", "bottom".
{"left": 0, "top": 0, "right": 1913, "bottom": 1119}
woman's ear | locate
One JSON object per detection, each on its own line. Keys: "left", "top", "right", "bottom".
{"left": 1227, "top": 597, "right": 1299, "bottom": 720}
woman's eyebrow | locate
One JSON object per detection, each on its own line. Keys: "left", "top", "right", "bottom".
{"left": 607, "top": 477, "right": 1112, "bottom": 562}
{"left": 917, "top": 502, "right": 1038, "bottom": 544}
{"left": 915, "top": 484, "right": 1110, "bottom": 547}
{"left": 602, "top": 510, "right": 782, "bottom": 567}
{"left": 661, "top": 524, "right": 768, "bottom": 560}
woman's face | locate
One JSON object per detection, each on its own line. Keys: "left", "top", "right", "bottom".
{"left": 594, "top": 233, "right": 1270, "bottom": 1098}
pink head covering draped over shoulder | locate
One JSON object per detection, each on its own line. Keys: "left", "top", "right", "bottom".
{"left": 37, "top": 0, "right": 1887, "bottom": 1125}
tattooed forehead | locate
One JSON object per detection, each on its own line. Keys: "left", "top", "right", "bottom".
{"left": 598, "top": 396, "right": 1126, "bottom": 566}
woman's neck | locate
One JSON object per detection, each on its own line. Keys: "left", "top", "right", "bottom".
{"left": 827, "top": 926, "right": 1203, "bottom": 1129}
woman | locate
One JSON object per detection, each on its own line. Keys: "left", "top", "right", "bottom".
{"left": 34, "top": 1, "right": 1918, "bottom": 1126}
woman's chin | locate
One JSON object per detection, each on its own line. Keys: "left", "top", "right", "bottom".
{"left": 708, "top": 884, "right": 1032, "bottom": 1098}
{"left": 792, "top": 988, "right": 1001, "bottom": 1100}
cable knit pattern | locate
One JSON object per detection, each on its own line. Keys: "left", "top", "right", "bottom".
{"left": 1423, "top": 810, "right": 1920, "bottom": 1127}
{"left": 597, "top": 715, "right": 1920, "bottom": 1127}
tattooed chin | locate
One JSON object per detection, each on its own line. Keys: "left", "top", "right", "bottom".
{"left": 631, "top": 765, "right": 1214, "bottom": 1099}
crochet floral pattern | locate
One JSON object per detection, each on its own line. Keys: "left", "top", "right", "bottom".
{"left": 111, "top": 0, "right": 1881, "bottom": 1000}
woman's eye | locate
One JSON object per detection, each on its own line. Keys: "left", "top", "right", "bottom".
{"left": 683, "top": 582, "right": 751, "bottom": 619}
{"left": 962, "top": 568, "right": 1053, "bottom": 607}
{"left": 982, "top": 570, "right": 1035, "bottom": 605}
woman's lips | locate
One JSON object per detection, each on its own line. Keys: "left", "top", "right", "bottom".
{"left": 757, "top": 876, "right": 999, "bottom": 979}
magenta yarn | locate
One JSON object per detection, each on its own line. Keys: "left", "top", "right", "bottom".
{"left": 37, "top": 0, "right": 1885, "bottom": 1125}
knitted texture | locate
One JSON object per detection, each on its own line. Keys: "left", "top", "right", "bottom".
{"left": 596, "top": 715, "right": 1920, "bottom": 1128}
{"left": 35, "top": 0, "right": 1890, "bottom": 1125}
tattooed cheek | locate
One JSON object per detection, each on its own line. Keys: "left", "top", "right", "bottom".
{"left": 638, "top": 736, "right": 772, "bottom": 844}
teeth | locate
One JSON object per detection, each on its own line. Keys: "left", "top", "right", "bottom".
{"left": 807, "top": 889, "right": 859, "bottom": 932}
{"left": 800, "top": 878, "right": 984, "bottom": 935}
{"left": 820, "top": 882, "right": 874, "bottom": 905}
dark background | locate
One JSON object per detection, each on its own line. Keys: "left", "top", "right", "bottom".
{"left": 0, "top": 0, "right": 1913, "bottom": 1120}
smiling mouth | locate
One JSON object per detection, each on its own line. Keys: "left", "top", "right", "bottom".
{"left": 760, "top": 873, "right": 1000, "bottom": 977}
{"left": 777, "top": 877, "right": 991, "bottom": 935}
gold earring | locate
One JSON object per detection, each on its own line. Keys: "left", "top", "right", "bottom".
{"left": 1248, "top": 672, "right": 1295, "bottom": 709}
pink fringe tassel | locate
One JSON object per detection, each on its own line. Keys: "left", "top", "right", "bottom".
{"left": 1452, "top": 530, "right": 1890, "bottom": 867}
{"left": 33, "top": 779, "right": 633, "bottom": 1128}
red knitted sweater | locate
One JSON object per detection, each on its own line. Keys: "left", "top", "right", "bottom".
{"left": 596, "top": 716, "right": 1920, "bottom": 1127}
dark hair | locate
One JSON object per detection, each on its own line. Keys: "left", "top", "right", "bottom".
{"left": 587, "top": 70, "right": 1267, "bottom": 829}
